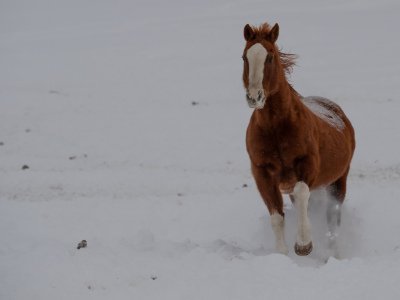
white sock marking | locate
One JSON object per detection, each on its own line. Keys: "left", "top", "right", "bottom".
{"left": 271, "top": 213, "right": 288, "bottom": 254}
{"left": 293, "top": 181, "right": 312, "bottom": 246}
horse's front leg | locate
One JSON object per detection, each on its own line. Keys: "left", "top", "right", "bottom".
{"left": 293, "top": 181, "right": 313, "bottom": 256}
{"left": 292, "top": 154, "right": 318, "bottom": 256}
{"left": 252, "top": 165, "right": 288, "bottom": 255}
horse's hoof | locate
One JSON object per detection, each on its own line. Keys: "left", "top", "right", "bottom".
{"left": 294, "top": 241, "right": 313, "bottom": 256}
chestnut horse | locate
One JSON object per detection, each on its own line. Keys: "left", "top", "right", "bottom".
{"left": 242, "top": 23, "right": 355, "bottom": 256}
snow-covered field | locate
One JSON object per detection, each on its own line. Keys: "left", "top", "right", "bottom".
{"left": 1, "top": 0, "right": 400, "bottom": 299}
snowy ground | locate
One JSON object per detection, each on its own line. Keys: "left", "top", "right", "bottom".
{"left": 1, "top": 0, "right": 400, "bottom": 299}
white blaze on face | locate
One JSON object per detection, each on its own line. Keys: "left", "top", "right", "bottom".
{"left": 246, "top": 43, "right": 267, "bottom": 107}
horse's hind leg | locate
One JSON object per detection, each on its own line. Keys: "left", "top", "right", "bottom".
{"left": 326, "top": 168, "right": 349, "bottom": 241}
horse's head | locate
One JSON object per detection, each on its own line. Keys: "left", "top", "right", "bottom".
{"left": 242, "top": 23, "right": 282, "bottom": 109}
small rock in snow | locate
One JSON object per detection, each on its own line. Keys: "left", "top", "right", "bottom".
{"left": 22, "top": 165, "right": 30, "bottom": 170}
{"left": 77, "top": 240, "right": 88, "bottom": 249}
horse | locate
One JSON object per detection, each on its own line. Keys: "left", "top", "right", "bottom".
{"left": 242, "top": 22, "right": 355, "bottom": 256}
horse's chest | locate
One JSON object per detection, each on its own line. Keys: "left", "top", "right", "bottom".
{"left": 247, "top": 131, "right": 306, "bottom": 168}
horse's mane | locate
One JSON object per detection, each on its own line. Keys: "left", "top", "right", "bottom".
{"left": 251, "top": 23, "right": 297, "bottom": 76}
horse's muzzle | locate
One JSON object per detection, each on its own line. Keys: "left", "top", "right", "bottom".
{"left": 246, "top": 89, "right": 266, "bottom": 109}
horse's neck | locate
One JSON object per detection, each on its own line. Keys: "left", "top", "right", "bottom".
{"left": 255, "top": 82, "right": 302, "bottom": 129}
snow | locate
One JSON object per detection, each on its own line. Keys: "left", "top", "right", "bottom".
{"left": 1, "top": 0, "right": 400, "bottom": 299}
{"left": 302, "top": 96, "right": 346, "bottom": 130}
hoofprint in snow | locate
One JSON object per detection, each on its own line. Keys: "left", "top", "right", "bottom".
{"left": 1, "top": 0, "right": 400, "bottom": 300}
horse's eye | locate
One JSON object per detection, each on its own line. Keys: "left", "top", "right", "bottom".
{"left": 242, "top": 55, "right": 246, "bottom": 61}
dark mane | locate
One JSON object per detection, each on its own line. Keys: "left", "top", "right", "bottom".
{"left": 251, "top": 23, "right": 272, "bottom": 37}
{"left": 251, "top": 23, "right": 297, "bottom": 76}
{"left": 279, "top": 52, "right": 297, "bottom": 75}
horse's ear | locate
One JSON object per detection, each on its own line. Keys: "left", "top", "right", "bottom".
{"left": 268, "top": 23, "right": 279, "bottom": 43}
{"left": 244, "top": 24, "right": 255, "bottom": 41}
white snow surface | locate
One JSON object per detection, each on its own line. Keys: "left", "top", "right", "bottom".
{"left": 1, "top": 0, "right": 400, "bottom": 299}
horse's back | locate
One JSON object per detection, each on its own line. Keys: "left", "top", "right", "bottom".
{"left": 302, "top": 96, "right": 346, "bottom": 130}
{"left": 302, "top": 96, "right": 355, "bottom": 186}
{"left": 302, "top": 96, "right": 354, "bottom": 138}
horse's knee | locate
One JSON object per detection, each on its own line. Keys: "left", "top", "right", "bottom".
{"left": 292, "top": 181, "right": 311, "bottom": 211}
{"left": 293, "top": 181, "right": 310, "bottom": 201}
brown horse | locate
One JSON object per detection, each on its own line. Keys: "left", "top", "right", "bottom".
{"left": 242, "top": 23, "right": 355, "bottom": 256}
